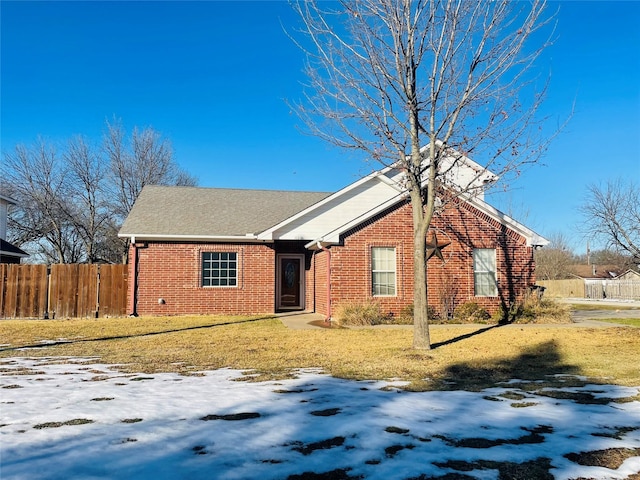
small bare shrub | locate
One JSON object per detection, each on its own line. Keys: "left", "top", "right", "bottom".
{"left": 453, "top": 302, "right": 491, "bottom": 323}
{"left": 512, "top": 295, "right": 571, "bottom": 324}
{"left": 396, "top": 304, "right": 414, "bottom": 325}
{"left": 437, "top": 274, "right": 459, "bottom": 320}
{"left": 332, "top": 301, "right": 387, "bottom": 326}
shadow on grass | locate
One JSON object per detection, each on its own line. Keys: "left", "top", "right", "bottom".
{"left": 438, "top": 339, "right": 582, "bottom": 391}
{"left": 0, "top": 316, "right": 276, "bottom": 353}
{"left": 431, "top": 323, "right": 504, "bottom": 349}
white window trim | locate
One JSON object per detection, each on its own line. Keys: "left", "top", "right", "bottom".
{"left": 202, "top": 251, "right": 238, "bottom": 288}
{"left": 371, "top": 246, "right": 397, "bottom": 297}
{"left": 473, "top": 248, "right": 498, "bottom": 297}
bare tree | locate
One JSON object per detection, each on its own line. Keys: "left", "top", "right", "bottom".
{"left": 2, "top": 121, "right": 198, "bottom": 264}
{"left": 290, "top": 0, "right": 558, "bottom": 348}
{"left": 534, "top": 232, "right": 575, "bottom": 280}
{"left": 103, "top": 119, "right": 198, "bottom": 262}
{"left": 2, "top": 140, "right": 82, "bottom": 263}
{"left": 104, "top": 119, "right": 197, "bottom": 220}
{"left": 580, "top": 179, "right": 640, "bottom": 264}
{"left": 64, "top": 136, "right": 113, "bottom": 263}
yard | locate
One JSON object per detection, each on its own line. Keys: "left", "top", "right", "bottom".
{"left": 1, "top": 314, "right": 639, "bottom": 388}
{"left": 1, "top": 315, "right": 640, "bottom": 479}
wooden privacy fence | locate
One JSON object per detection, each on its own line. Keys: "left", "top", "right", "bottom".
{"left": 0, "top": 264, "right": 128, "bottom": 319}
{"left": 537, "top": 279, "right": 585, "bottom": 298}
{"left": 584, "top": 279, "right": 640, "bottom": 301}
{"left": 538, "top": 278, "right": 640, "bottom": 301}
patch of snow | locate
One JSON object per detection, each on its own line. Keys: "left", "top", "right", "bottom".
{"left": 1, "top": 357, "right": 639, "bottom": 480}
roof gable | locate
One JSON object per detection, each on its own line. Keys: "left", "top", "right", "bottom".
{"left": 615, "top": 269, "right": 640, "bottom": 280}
{"left": 261, "top": 165, "right": 546, "bottom": 248}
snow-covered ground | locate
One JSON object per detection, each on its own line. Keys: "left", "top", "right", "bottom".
{"left": 1, "top": 357, "right": 639, "bottom": 480}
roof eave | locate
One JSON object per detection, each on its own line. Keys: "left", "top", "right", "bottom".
{"left": 0, "top": 250, "right": 30, "bottom": 258}
{"left": 465, "top": 195, "right": 549, "bottom": 247}
{"left": 118, "top": 233, "right": 263, "bottom": 243}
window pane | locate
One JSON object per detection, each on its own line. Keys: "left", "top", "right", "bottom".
{"left": 473, "top": 249, "right": 497, "bottom": 296}
{"left": 203, "top": 252, "right": 237, "bottom": 287}
{"left": 372, "top": 247, "right": 396, "bottom": 296}
{"left": 473, "top": 249, "right": 495, "bottom": 272}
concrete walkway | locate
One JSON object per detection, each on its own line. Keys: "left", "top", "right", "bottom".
{"left": 276, "top": 312, "right": 328, "bottom": 330}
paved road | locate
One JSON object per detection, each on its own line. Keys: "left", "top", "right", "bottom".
{"left": 562, "top": 298, "right": 640, "bottom": 324}
{"left": 570, "top": 308, "right": 640, "bottom": 322}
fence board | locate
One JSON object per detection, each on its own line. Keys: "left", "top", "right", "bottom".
{"left": 0, "top": 264, "right": 48, "bottom": 318}
{"left": 99, "top": 264, "right": 128, "bottom": 317}
{"left": 537, "top": 279, "right": 585, "bottom": 298}
{"left": 0, "top": 263, "right": 128, "bottom": 319}
{"left": 585, "top": 279, "right": 640, "bottom": 301}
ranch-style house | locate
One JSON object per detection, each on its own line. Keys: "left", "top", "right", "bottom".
{"left": 119, "top": 156, "right": 547, "bottom": 320}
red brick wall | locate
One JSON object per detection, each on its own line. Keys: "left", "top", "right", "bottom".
{"left": 326, "top": 204, "right": 413, "bottom": 318}
{"left": 311, "top": 249, "right": 329, "bottom": 318}
{"left": 128, "top": 242, "right": 276, "bottom": 316}
{"left": 128, "top": 199, "right": 536, "bottom": 318}
{"left": 321, "top": 199, "right": 536, "bottom": 318}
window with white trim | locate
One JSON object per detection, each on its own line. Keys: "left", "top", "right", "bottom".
{"left": 202, "top": 252, "right": 237, "bottom": 287}
{"left": 473, "top": 248, "right": 497, "bottom": 296}
{"left": 371, "top": 247, "right": 396, "bottom": 296}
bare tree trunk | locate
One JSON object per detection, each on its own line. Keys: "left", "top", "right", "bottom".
{"left": 412, "top": 196, "right": 430, "bottom": 349}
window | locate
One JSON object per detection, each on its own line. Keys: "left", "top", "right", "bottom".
{"left": 202, "top": 252, "right": 237, "bottom": 287}
{"left": 372, "top": 247, "right": 396, "bottom": 296}
{"left": 473, "top": 249, "right": 497, "bottom": 296}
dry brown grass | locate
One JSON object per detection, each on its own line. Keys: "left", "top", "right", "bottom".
{"left": 568, "top": 303, "right": 640, "bottom": 311}
{"left": 1, "top": 315, "right": 639, "bottom": 390}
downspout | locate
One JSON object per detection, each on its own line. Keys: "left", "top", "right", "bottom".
{"left": 130, "top": 240, "right": 150, "bottom": 317}
{"left": 129, "top": 238, "right": 140, "bottom": 317}
{"left": 317, "top": 242, "right": 332, "bottom": 323}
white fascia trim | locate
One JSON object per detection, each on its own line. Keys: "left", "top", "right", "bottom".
{"left": 117, "top": 233, "right": 263, "bottom": 243}
{"left": 256, "top": 167, "right": 393, "bottom": 241}
{"left": 466, "top": 195, "right": 549, "bottom": 247}
{"left": 0, "top": 194, "right": 17, "bottom": 205}
{"left": 305, "top": 239, "right": 337, "bottom": 250}
{"left": 0, "top": 250, "right": 29, "bottom": 258}
{"left": 374, "top": 172, "right": 405, "bottom": 191}
{"left": 420, "top": 141, "right": 491, "bottom": 174}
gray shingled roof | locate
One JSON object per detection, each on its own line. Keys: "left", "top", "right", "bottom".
{"left": 119, "top": 185, "right": 331, "bottom": 237}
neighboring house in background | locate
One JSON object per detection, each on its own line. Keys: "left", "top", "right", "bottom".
{"left": 119, "top": 159, "right": 548, "bottom": 319}
{"left": 573, "top": 267, "right": 640, "bottom": 301}
{"left": 569, "top": 264, "right": 622, "bottom": 280}
{"left": 615, "top": 269, "right": 640, "bottom": 281}
{"left": 0, "top": 194, "right": 28, "bottom": 264}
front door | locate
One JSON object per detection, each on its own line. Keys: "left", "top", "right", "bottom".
{"left": 277, "top": 255, "right": 304, "bottom": 310}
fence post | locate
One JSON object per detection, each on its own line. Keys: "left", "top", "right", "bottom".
{"left": 95, "top": 266, "right": 101, "bottom": 318}
{"left": 44, "top": 265, "right": 51, "bottom": 319}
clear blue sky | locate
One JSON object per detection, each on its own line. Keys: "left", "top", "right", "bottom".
{"left": 2, "top": 1, "right": 639, "bottom": 252}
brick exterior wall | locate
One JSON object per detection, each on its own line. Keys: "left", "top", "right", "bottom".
{"left": 128, "top": 199, "right": 536, "bottom": 318}
{"left": 320, "top": 199, "right": 536, "bottom": 318}
{"left": 311, "top": 249, "right": 329, "bottom": 317}
{"left": 128, "top": 242, "right": 276, "bottom": 316}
